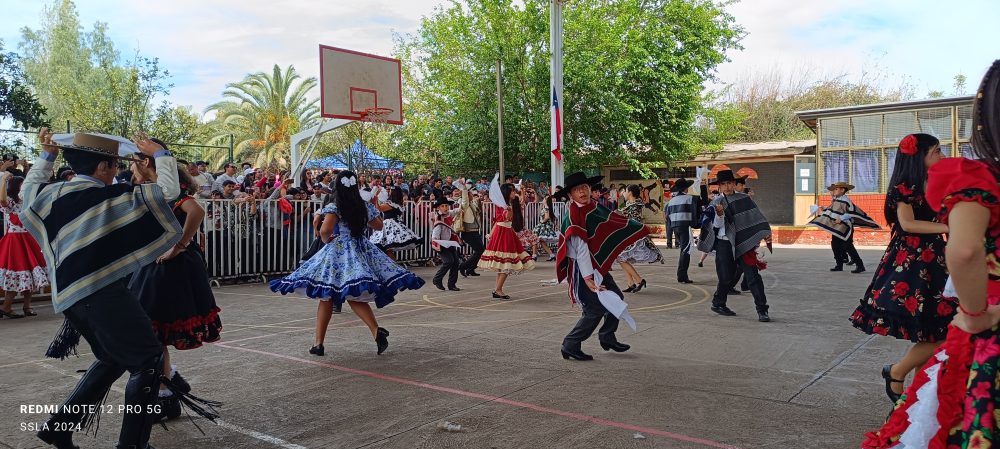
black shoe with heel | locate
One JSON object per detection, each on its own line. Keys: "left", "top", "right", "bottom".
{"left": 376, "top": 327, "right": 389, "bottom": 355}
{"left": 309, "top": 344, "right": 324, "bottom": 356}
{"left": 830, "top": 265, "right": 844, "bottom": 272}
{"left": 881, "top": 364, "right": 904, "bottom": 403}
{"left": 623, "top": 284, "right": 636, "bottom": 293}
{"left": 633, "top": 279, "right": 647, "bottom": 293}
{"left": 492, "top": 291, "right": 510, "bottom": 300}
{"left": 37, "top": 428, "right": 79, "bottom": 449}
{"left": 560, "top": 347, "right": 593, "bottom": 361}
{"left": 600, "top": 341, "right": 630, "bottom": 352}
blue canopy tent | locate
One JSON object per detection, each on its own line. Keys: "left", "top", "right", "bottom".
{"left": 304, "top": 139, "right": 403, "bottom": 171}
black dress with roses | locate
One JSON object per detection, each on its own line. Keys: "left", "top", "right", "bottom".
{"left": 849, "top": 183, "right": 954, "bottom": 343}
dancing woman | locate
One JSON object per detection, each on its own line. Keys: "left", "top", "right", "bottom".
{"left": 270, "top": 170, "right": 425, "bottom": 356}
{"left": 531, "top": 195, "right": 561, "bottom": 261}
{"left": 478, "top": 183, "right": 535, "bottom": 299}
{"left": 0, "top": 172, "right": 48, "bottom": 319}
{"left": 128, "top": 147, "right": 222, "bottom": 421}
{"left": 848, "top": 133, "right": 951, "bottom": 404}
{"left": 616, "top": 184, "right": 663, "bottom": 293}
{"left": 862, "top": 59, "right": 1000, "bottom": 449}
{"left": 369, "top": 186, "right": 423, "bottom": 260}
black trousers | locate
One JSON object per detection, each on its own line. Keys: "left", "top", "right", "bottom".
{"left": 663, "top": 215, "right": 675, "bottom": 248}
{"left": 460, "top": 231, "right": 484, "bottom": 272}
{"left": 562, "top": 270, "right": 623, "bottom": 350}
{"left": 434, "top": 247, "right": 460, "bottom": 288}
{"left": 831, "top": 235, "right": 862, "bottom": 265}
{"left": 49, "top": 281, "right": 164, "bottom": 448}
{"left": 712, "top": 239, "right": 768, "bottom": 312}
{"left": 672, "top": 227, "right": 692, "bottom": 281}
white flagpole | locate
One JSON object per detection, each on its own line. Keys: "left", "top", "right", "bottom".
{"left": 550, "top": 0, "right": 565, "bottom": 191}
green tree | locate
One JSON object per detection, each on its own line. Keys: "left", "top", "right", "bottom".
{"left": 204, "top": 64, "right": 319, "bottom": 169}
{"left": 0, "top": 39, "right": 47, "bottom": 130}
{"left": 394, "top": 0, "right": 742, "bottom": 172}
{"left": 18, "top": 0, "right": 176, "bottom": 137}
{"left": 718, "top": 69, "right": 914, "bottom": 142}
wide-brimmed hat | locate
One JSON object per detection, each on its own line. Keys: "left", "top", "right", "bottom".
{"left": 670, "top": 178, "right": 695, "bottom": 193}
{"left": 827, "top": 181, "right": 855, "bottom": 191}
{"left": 709, "top": 169, "right": 738, "bottom": 185}
{"left": 552, "top": 172, "right": 604, "bottom": 200}
{"left": 432, "top": 197, "right": 455, "bottom": 208}
{"left": 51, "top": 133, "right": 141, "bottom": 161}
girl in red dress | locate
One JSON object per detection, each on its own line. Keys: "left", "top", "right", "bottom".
{"left": 862, "top": 59, "right": 1000, "bottom": 449}
{"left": 0, "top": 172, "right": 49, "bottom": 319}
{"left": 478, "top": 183, "right": 535, "bottom": 299}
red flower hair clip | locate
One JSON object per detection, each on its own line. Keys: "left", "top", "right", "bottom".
{"left": 899, "top": 134, "right": 918, "bottom": 156}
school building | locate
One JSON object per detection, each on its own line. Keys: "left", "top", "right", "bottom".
{"left": 601, "top": 95, "right": 975, "bottom": 245}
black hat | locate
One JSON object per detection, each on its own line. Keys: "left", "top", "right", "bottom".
{"left": 709, "top": 170, "right": 738, "bottom": 185}
{"left": 552, "top": 172, "right": 604, "bottom": 200}
{"left": 433, "top": 197, "right": 455, "bottom": 208}
{"left": 670, "top": 178, "right": 695, "bottom": 192}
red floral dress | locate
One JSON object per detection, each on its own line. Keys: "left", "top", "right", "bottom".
{"left": 862, "top": 157, "right": 1000, "bottom": 449}
{"left": 849, "top": 182, "right": 953, "bottom": 342}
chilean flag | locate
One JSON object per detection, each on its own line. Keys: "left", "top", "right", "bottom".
{"left": 551, "top": 88, "right": 562, "bottom": 162}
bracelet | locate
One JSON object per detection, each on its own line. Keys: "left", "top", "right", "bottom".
{"left": 959, "top": 302, "right": 988, "bottom": 317}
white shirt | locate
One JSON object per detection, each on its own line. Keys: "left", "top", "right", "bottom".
{"left": 213, "top": 173, "right": 239, "bottom": 191}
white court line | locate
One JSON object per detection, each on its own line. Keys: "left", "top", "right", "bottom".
{"left": 215, "top": 420, "right": 307, "bottom": 449}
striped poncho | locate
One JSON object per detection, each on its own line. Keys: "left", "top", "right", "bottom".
{"left": 555, "top": 201, "right": 649, "bottom": 286}
{"left": 697, "top": 192, "right": 771, "bottom": 258}
{"left": 22, "top": 157, "right": 182, "bottom": 313}
{"left": 809, "top": 195, "right": 880, "bottom": 240}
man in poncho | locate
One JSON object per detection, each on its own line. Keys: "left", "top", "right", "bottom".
{"left": 696, "top": 170, "right": 773, "bottom": 322}
{"left": 810, "top": 181, "right": 879, "bottom": 274}
{"left": 555, "top": 172, "right": 649, "bottom": 361}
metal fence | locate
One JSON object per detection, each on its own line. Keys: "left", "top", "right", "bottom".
{"left": 196, "top": 198, "right": 567, "bottom": 282}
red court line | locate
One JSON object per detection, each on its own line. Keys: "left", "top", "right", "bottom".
{"left": 214, "top": 343, "right": 743, "bottom": 449}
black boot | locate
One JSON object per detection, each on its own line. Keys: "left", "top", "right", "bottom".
{"left": 851, "top": 261, "right": 866, "bottom": 274}
{"left": 39, "top": 360, "right": 125, "bottom": 449}
{"left": 830, "top": 264, "right": 843, "bottom": 272}
{"left": 116, "top": 353, "right": 164, "bottom": 449}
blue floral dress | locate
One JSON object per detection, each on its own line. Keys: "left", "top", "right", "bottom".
{"left": 269, "top": 202, "right": 425, "bottom": 307}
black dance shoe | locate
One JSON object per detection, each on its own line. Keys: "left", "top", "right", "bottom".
{"left": 492, "top": 291, "right": 511, "bottom": 300}
{"left": 600, "top": 341, "right": 631, "bottom": 352}
{"left": 560, "top": 347, "right": 594, "bottom": 361}
{"left": 633, "top": 279, "right": 647, "bottom": 293}
{"left": 757, "top": 311, "right": 770, "bottom": 322}
{"left": 309, "top": 344, "right": 325, "bottom": 356}
{"left": 459, "top": 268, "right": 468, "bottom": 277}
{"left": 468, "top": 270, "right": 481, "bottom": 276}
{"left": 333, "top": 303, "right": 343, "bottom": 314}
{"left": 433, "top": 281, "right": 446, "bottom": 291}
{"left": 37, "top": 428, "right": 79, "bottom": 449}
{"left": 623, "top": 284, "right": 636, "bottom": 293}
{"left": 830, "top": 265, "right": 844, "bottom": 272}
{"left": 697, "top": 262, "right": 704, "bottom": 268}
{"left": 711, "top": 306, "right": 737, "bottom": 316}
{"left": 851, "top": 262, "right": 866, "bottom": 274}
{"left": 376, "top": 327, "right": 389, "bottom": 355}
{"left": 678, "top": 279, "right": 694, "bottom": 284}
{"left": 881, "top": 364, "right": 903, "bottom": 404}
{"left": 448, "top": 286, "right": 461, "bottom": 291}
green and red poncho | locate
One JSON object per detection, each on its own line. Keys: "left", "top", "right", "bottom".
{"left": 556, "top": 200, "right": 650, "bottom": 303}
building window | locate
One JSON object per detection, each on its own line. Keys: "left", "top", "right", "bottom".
{"left": 852, "top": 149, "right": 880, "bottom": 193}
{"left": 822, "top": 151, "right": 848, "bottom": 189}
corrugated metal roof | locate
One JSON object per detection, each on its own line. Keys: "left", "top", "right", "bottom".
{"left": 796, "top": 95, "right": 974, "bottom": 131}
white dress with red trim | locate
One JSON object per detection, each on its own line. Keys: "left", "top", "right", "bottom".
{"left": 862, "top": 157, "right": 1000, "bottom": 449}
{"left": 478, "top": 208, "right": 535, "bottom": 274}
{"left": 0, "top": 199, "right": 49, "bottom": 292}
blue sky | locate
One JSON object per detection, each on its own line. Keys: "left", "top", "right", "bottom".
{"left": 3, "top": 0, "right": 998, "bottom": 119}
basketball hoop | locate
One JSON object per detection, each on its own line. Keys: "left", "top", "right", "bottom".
{"left": 359, "top": 107, "right": 394, "bottom": 125}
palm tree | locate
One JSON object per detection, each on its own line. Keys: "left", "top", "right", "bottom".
{"left": 204, "top": 64, "right": 319, "bottom": 169}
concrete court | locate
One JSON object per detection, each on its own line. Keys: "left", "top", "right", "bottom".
{"left": 0, "top": 245, "right": 909, "bottom": 449}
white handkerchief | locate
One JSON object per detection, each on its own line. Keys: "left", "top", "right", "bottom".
{"left": 593, "top": 271, "right": 637, "bottom": 331}
{"left": 433, "top": 240, "right": 460, "bottom": 248}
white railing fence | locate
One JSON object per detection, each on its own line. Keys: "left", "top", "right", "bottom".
{"left": 196, "top": 199, "right": 567, "bottom": 281}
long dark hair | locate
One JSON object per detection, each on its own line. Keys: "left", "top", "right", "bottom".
{"left": 884, "top": 133, "right": 940, "bottom": 226}
{"left": 972, "top": 60, "right": 1000, "bottom": 164}
{"left": 500, "top": 183, "right": 515, "bottom": 204}
{"left": 7, "top": 176, "right": 24, "bottom": 204}
{"left": 334, "top": 170, "right": 368, "bottom": 238}
{"left": 389, "top": 186, "right": 404, "bottom": 205}
{"left": 511, "top": 195, "right": 525, "bottom": 232}
{"left": 544, "top": 195, "right": 555, "bottom": 222}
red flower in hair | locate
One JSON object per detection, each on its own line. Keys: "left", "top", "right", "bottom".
{"left": 899, "top": 134, "right": 918, "bottom": 155}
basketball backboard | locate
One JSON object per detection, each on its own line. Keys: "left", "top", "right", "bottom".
{"left": 319, "top": 45, "right": 403, "bottom": 125}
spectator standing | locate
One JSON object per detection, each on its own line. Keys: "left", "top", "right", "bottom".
{"left": 212, "top": 163, "right": 239, "bottom": 192}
